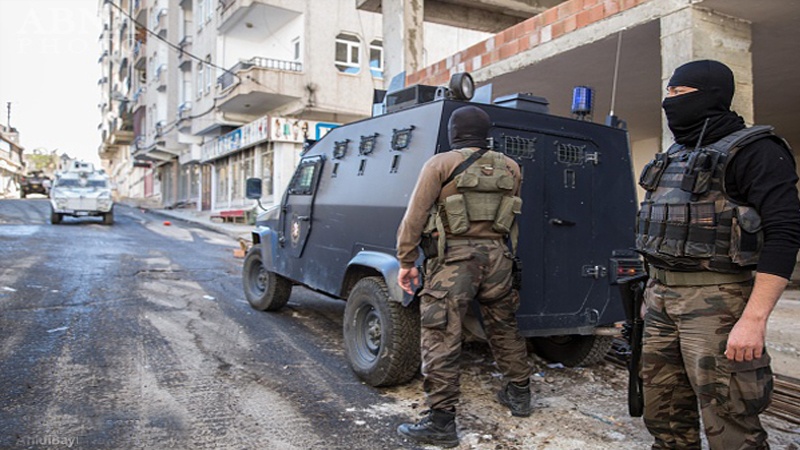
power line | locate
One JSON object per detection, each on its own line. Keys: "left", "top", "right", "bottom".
{"left": 104, "top": 0, "right": 280, "bottom": 145}
{"left": 105, "top": 0, "right": 243, "bottom": 86}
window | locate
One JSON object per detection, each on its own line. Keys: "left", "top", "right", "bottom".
{"left": 195, "top": 0, "right": 204, "bottom": 31}
{"left": 196, "top": 62, "right": 204, "bottom": 98}
{"left": 182, "top": 71, "right": 192, "bottom": 104}
{"left": 205, "top": 0, "right": 213, "bottom": 23}
{"left": 204, "top": 55, "right": 212, "bottom": 93}
{"left": 369, "top": 40, "right": 383, "bottom": 78}
{"left": 288, "top": 156, "right": 322, "bottom": 195}
{"left": 216, "top": 164, "right": 227, "bottom": 204}
{"left": 292, "top": 37, "right": 301, "bottom": 62}
{"left": 261, "top": 145, "right": 274, "bottom": 198}
{"left": 335, "top": 33, "right": 360, "bottom": 73}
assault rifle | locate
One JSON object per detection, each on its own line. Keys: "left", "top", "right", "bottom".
{"left": 619, "top": 273, "right": 648, "bottom": 417}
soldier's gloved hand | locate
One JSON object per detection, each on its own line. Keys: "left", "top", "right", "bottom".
{"left": 398, "top": 267, "right": 420, "bottom": 295}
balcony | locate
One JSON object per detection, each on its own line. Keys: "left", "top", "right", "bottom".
{"left": 177, "top": 102, "right": 193, "bottom": 132}
{"left": 216, "top": 57, "right": 304, "bottom": 115}
{"left": 133, "top": 133, "right": 180, "bottom": 163}
{"left": 134, "top": 0, "right": 146, "bottom": 24}
{"left": 178, "top": 36, "right": 192, "bottom": 70}
{"left": 151, "top": 8, "right": 167, "bottom": 36}
{"left": 218, "top": 1, "right": 300, "bottom": 39}
{"left": 133, "top": 40, "right": 146, "bottom": 69}
{"left": 132, "top": 86, "right": 146, "bottom": 104}
{"left": 155, "top": 64, "right": 167, "bottom": 92}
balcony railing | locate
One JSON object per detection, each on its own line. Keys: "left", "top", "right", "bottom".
{"left": 217, "top": 57, "right": 303, "bottom": 91}
{"left": 132, "top": 86, "right": 146, "bottom": 104}
{"left": 177, "top": 101, "right": 192, "bottom": 120}
{"left": 155, "top": 64, "right": 167, "bottom": 91}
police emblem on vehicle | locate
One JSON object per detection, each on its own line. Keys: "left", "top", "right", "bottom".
{"left": 291, "top": 219, "right": 301, "bottom": 245}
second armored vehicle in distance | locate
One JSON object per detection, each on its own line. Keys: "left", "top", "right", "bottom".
{"left": 49, "top": 161, "right": 114, "bottom": 225}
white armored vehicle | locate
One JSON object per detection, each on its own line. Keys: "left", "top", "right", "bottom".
{"left": 49, "top": 161, "right": 114, "bottom": 225}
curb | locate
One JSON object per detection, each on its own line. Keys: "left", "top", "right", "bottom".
{"left": 128, "top": 203, "right": 252, "bottom": 243}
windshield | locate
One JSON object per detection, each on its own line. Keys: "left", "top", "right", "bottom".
{"left": 55, "top": 179, "right": 81, "bottom": 187}
{"left": 54, "top": 178, "right": 108, "bottom": 188}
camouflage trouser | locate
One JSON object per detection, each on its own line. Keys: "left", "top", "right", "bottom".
{"left": 642, "top": 279, "right": 773, "bottom": 450}
{"left": 419, "top": 239, "right": 531, "bottom": 411}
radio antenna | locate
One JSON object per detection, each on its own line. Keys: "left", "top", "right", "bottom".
{"left": 609, "top": 31, "right": 623, "bottom": 116}
{"left": 605, "top": 31, "right": 626, "bottom": 129}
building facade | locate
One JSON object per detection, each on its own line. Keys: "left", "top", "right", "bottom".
{"left": 98, "top": 0, "right": 488, "bottom": 211}
{"left": 0, "top": 124, "right": 24, "bottom": 198}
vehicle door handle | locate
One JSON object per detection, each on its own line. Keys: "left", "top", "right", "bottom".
{"left": 296, "top": 215, "right": 310, "bottom": 221}
{"left": 549, "top": 218, "right": 575, "bottom": 226}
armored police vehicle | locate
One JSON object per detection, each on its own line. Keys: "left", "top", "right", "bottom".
{"left": 49, "top": 161, "right": 114, "bottom": 225}
{"left": 243, "top": 73, "right": 643, "bottom": 387}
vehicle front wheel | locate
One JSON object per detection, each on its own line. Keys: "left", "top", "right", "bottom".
{"left": 531, "top": 334, "right": 614, "bottom": 367}
{"left": 102, "top": 211, "right": 114, "bottom": 225}
{"left": 343, "top": 276, "right": 420, "bottom": 387}
{"left": 50, "top": 208, "right": 62, "bottom": 225}
{"left": 242, "top": 244, "right": 291, "bottom": 311}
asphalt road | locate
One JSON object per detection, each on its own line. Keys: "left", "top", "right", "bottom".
{"left": 0, "top": 199, "right": 414, "bottom": 449}
{"left": 3, "top": 199, "right": 798, "bottom": 450}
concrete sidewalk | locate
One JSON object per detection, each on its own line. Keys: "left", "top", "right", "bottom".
{"left": 121, "top": 200, "right": 254, "bottom": 243}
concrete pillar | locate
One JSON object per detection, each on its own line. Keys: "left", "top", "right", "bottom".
{"left": 382, "top": 0, "right": 424, "bottom": 85}
{"left": 660, "top": 7, "right": 753, "bottom": 151}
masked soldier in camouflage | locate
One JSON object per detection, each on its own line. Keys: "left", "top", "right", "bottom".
{"left": 637, "top": 60, "right": 800, "bottom": 449}
{"left": 395, "top": 105, "right": 532, "bottom": 448}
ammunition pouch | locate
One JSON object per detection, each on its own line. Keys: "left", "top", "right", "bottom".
{"left": 679, "top": 150, "right": 722, "bottom": 195}
{"left": 493, "top": 195, "right": 522, "bottom": 234}
{"left": 638, "top": 152, "right": 669, "bottom": 191}
{"left": 444, "top": 194, "right": 469, "bottom": 235}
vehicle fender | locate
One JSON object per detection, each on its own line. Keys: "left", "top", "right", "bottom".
{"left": 346, "top": 251, "right": 413, "bottom": 306}
{"left": 252, "top": 226, "right": 281, "bottom": 272}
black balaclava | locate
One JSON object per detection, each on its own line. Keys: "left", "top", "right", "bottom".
{"left": 662, "top": 60, "right": 745, "bottom": 146}
{"left": 447, "top": 106, "right": 491, "bottom": 149}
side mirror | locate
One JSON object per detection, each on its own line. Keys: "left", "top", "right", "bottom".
{"left": 245, "top": 177, "right": 262, "bottom": 199}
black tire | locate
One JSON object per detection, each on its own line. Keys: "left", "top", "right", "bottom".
{"left": 102, "top": 211, "right": 114, "bottom": 225}
{"left": 242, "top": 244, "right": 291, "bottom": 311}
{"left": 50, "top": 207, "right": 62, "bottom": 225}
{"left": 343, "top": 276, "right": 420, "bottom": 387}
{"left": 531, "top": 334, "right": 614, "bottom": 367}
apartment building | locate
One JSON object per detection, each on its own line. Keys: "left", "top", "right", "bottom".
{"left": 98, "top": 0, "right": 488, "bottom": 211}
{"left": 0, "top": 124, "right": 24, "bottom": 198}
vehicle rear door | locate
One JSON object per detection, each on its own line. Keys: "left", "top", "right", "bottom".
{"left": 541, "top": 135, "right": 598, "bottom": 318}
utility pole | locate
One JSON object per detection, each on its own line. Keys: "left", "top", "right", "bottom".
{"left": 6, "top": 102, "right": 10, "bottom": 129}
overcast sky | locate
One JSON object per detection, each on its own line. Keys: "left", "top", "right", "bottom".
{"left": 0, "top": 0, "right": 102, "bottom": 164}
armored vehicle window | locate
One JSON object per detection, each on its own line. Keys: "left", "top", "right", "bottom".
{"left": 333, "top": 139, "right": 349, "bottom": 159}
{"left": 503, "top": 136, "right": 537, "bottom": 160}
{"left": 359, "top": 134, "right": 377, "bottom": 155}
{"left": 56, "top": 179, "right": 81, "bottom": 187}
{"left": 391, "top": 126, "right": 414, "bottom": 151}
{"left": 557, "top": 142, "right": 586, "bottom": 165}
{"left": 88, "top": 180, "right": 108, "bottom": 188}
{"left": 288, "top": 157, "right": 322, "bottom": 195}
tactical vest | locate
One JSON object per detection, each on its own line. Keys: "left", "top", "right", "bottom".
{"left": 636, "top": 125, "right": 791, "bottom": 273}
{"left": 423, "top": 149, "right": 522, "bottom": 258}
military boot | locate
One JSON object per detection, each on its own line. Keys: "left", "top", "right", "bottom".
{"left": 397, "top": 408, "right": 459, "bottom": 448}
{"left": 497, "top": 380, "right": 533, "bottom": 417}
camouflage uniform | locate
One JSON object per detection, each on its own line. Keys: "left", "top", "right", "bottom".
{"left": 642, "top": 279, "right": 773, "bottom": 449}
{"left": 419, "top": 238, "right": 531, "bottom": 410}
